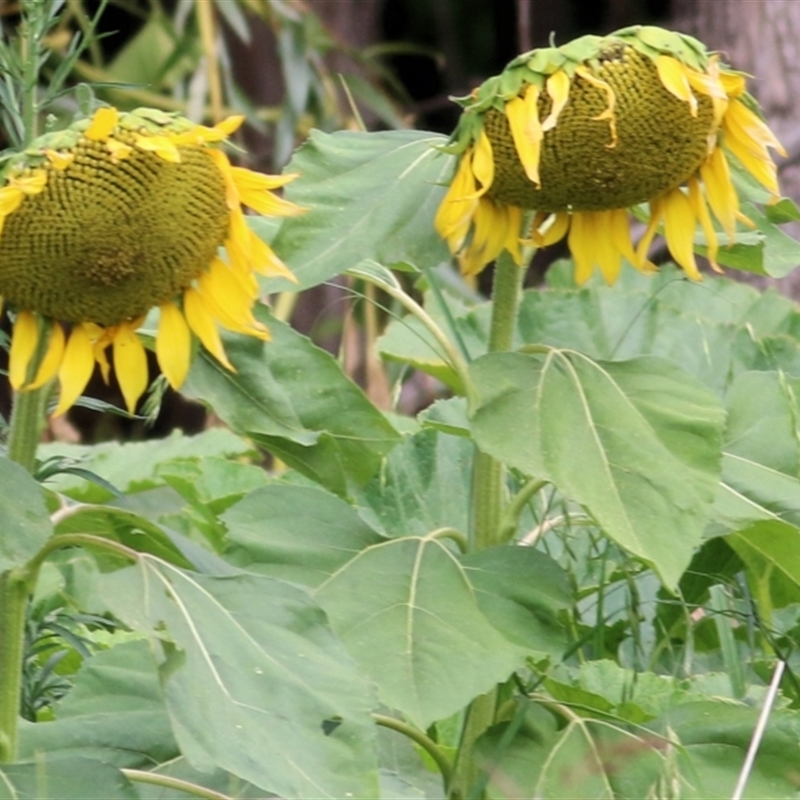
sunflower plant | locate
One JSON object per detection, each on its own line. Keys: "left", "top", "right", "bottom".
{"left": 4, "top": 6, "right": 800, "bottom": 800}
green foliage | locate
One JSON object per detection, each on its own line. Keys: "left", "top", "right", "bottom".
{"left": 3, "top": 7, "right": 800, "bottom": 798}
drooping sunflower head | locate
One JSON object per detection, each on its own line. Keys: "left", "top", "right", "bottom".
{"left": 435, "top": 25, "right": 786, "bottom": 283}
{"left": 0, "top": 106, "right": 304, "bottom": 415}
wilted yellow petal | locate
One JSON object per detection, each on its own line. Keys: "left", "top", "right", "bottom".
{"left": 113, "top": 323, "right": 149, "bottom": 413}
{"left": 9, "top": 310, "right": 38, "bottom": 389}
{"left": 85, "top": 107, "right": 119, "bottom": 141}
{"left": 9, "top": 171, "right": 47, "bottom": 195}
{"left": 156, "top": 302, "right": 192, "bottom": 389}
{"left": 662, "top": 187, "right": 701, "bottom": 280}
{"left": 29, "top": 321, "right": 66, "bottom": 390}
{"left": 635, "top": 198, "right": 664, "bottom": 274}
{"left": 542, "top": 70, "right": 571, "bottom": 132}
{"left": 184, "top": 287, "right": 234, "bottom": 371}
{"left": 0, "top": 188, "right": 24, "bottom": 233}
{"left": 505, "top": 85, "right": 543, "bottom": 185}
{"left": 608, "top": 208, "right": 637, "bottom": 268}
{"left": 45, "top": 150, "right": 75, "bottom": 170}
{"left": 54, "top": 324, "right": 95, "bottom": 416}
{"left": 213, "top": 115, "right": 245, "bottom": 137}
{"left": 575, "top": 66, "right": 617, "bottom": 147}
{"left": 700, "top": 147, "right": 738, "bottom": 238}
{"left": 568, "top": 212, "right": 599, "bottom": 285}
{"left": 134, "top": 135, "right": 181, "bottom": 163}
{"left": 434, "top": 154, "right": 480, "bottom": 251}
{"left": 688, "top": 177, "right": 721, "bottom": 271}
{"left": 531, "top": 211, "right": 570, "bottom": 247}
{"left": 655, "top": 55, "right": 698, "bottom": 116}
{"left": 471, "top": 130, "right": 495, "bottom": 194}
{"left": 725, "top": 97, "right": 786, "bottom": 156}
{"left": 198, "top": 258, "right": 271, "bottom": 339}
{"left": 106, "top": 138, "right": 133, "bottom": 161}
{"left": 719, "top": 68, "right": 747, "bottom": 98}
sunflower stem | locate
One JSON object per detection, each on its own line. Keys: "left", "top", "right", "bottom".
{"left": 449, "top": 251, "right": 525, "bottom": 800}
{"left": 6, "top": 386, "right": 48, "bottom": 474}
{"left": 0, "top": 565, "right": 35, "bottom": 763}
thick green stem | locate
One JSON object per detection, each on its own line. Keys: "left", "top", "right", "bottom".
{"left": 0, "top": 566, "right": 34, "bottom": 763}
{"left": 450, "top": 252, "right": 526, "bottom": 800}
{"left": 6, "top": 386, "right": 48, "bottom": 473}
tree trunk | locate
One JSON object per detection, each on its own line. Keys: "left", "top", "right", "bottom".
{"left": 672, "top": 0, "right": 800, "bottom": 292}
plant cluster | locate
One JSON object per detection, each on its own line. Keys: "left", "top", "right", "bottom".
{"left": 1, "top": 3, "right": 800, "bottom": 800}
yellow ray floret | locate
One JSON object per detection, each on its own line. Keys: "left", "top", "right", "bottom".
{"left": 0, "top": 106, "right": 305, "bottom": 415}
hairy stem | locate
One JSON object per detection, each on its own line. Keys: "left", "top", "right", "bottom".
{"left": 450, "top": 251, "right": 526, "bottom": 800}
{"left": 0, "top": 566, "right": 35, "bottom": 762}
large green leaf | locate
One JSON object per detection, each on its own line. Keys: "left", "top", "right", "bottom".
{"left": 728, "top": 520, "right": 800, "bottom": 596}
{"left": 649, "top": 701, "right": 800, "bottom": 799}
{"left": 356, "top": 427, "right": 474, "bottom": 538}
{"left": 100, "top": 560, "right": 379, "bottom": 799}
{"left": 461, "top": 546, "right": 572, "bottom": 655}
{"left": 0, "top": 757, "right": 137, "bottom": 799}
{"left": 184, "top": 306, "right": 401, "bottom": 495}
{"left": 469, "top": 351, "right": 725, "bottom": 586}
{"left": 266, "top": 129, "right": 452, "bottom": 292}
{"left": 53, "top": 506, "right": 194, "bottom": 569}
{"left": 39, "top": 428, "right": 254, "bottom": 503}
{"left": 0, "top": 456, "right": 53, "bottom": 572}
{"left": 222, "top": 483, "right": 386, "bottom": 585}
{"left": 314, "top": 535, "right": 524, "bottom": 729}
{"left": 723, "top": 371, "right": 800, "bottom": 476}
{"left": 18, "top": 640, "right": 178, "bottom": 767}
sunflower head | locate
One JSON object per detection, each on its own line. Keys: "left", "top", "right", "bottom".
{"left": 0, "top": 106, "right": 304, "bottom": 415}
{"left": 435, "top": 25, "right": 786, "bottom": 282}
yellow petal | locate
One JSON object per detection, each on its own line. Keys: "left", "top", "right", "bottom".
{"left": 567, "top": 212, "right": 598, "bottom": 285}
{"left": 505, "top": 85, "right": 543, "bottom": 186}
{"left": 608, "top": 208, "right": 637, "bottom": 270}
{"left": 85, "top": 107, "right": 119, "bottom": 141}
{"left": 9, "top": 310, "right": 38, "bottom": 389}
{"left": 688, "top": 177, "right": 721, "bottom": 272}
{"left": 542, "top": 70, "right": 571, "bottom": 132}
{"left": 635, "top": 198, "right": 664, "bottom": 273}
{"left": 531, "top": 211, "right": 570, "bottom": 247}
{"left": 134, "top": 135, "right": 181, "bottom": 163}
{"left": 662, "top": 188, "right": 701, "bottom": 280}
{"left": 45, "top": 150, "right": 75, "bottom": 170}
{"left": 574, "top": 66, "right": 617, "bottom": 147}
{"left": 28, "top": 321, "right": 66, "bottom": 390}
{"left": 471, "top": 129, "right": 495, "bottom": 194}
{"left": 212, "top": 115, "right": 245, "bottom": 137}
{"left": 9, "top": 171, "right": 47, "bottom": 195}
{"left": 0, "top": 187, "right": 24, "bottom": 239}
{"left": 725, "top": 97, "right": 786, "bottom": 156}
{"left": 434, "top": 153, "right": 480, "bottom": 251}
{"left": 700, "top": 147, "right": 738, "bottom": 238}
{"left": 225, "top": 208, "right": 297, "bottom": 281}
{"left": 199, "top": 258, "right": 271, "bottom": 338}
{"left": 54, "top": 324, "right": 96, "bottom": 416}
{"left": 719, "top": 68, "right": 746, "bottom": 98}
{"left": 113, "top": 323, "right": 149, "bottom": 413}
{"left": 655, "top": 55, "right": 698, "bottom": 116}
{"left": 106, "top": 138, "right": 133, "bottom": 162}
{"left": 184, "top": 287, "right": 234, "bottom": 371}
{"left": 156, "top": 302, "right": 192, "bottom": 389}
{"left": 233, "top": 177, "right": 306, "bottom": 217}
{"left": 230, "top": 166, "right": 300, "bottom": 192}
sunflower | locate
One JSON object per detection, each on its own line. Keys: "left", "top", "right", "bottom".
{"left": 0, "top": 106, "right": 304, "bottom": 416}
{"left": 434, "top": 25, "right": 786, "bottom": 283}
